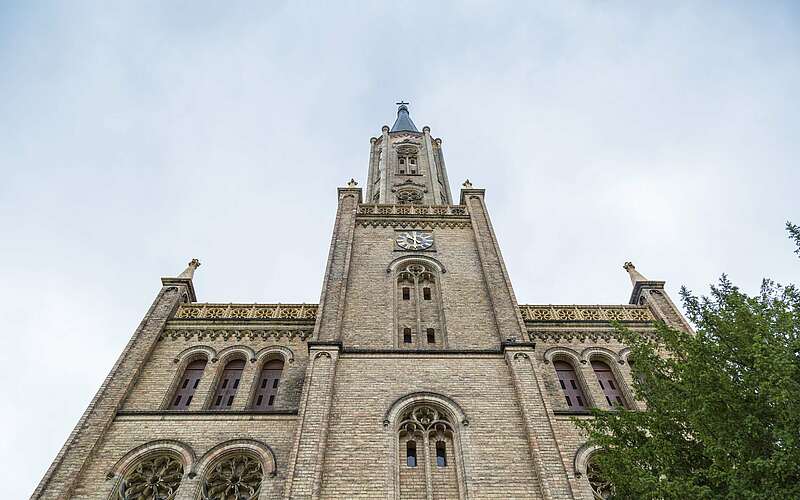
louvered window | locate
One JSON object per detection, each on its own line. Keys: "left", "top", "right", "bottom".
{"left": 592, "top": 360, "right": 626, "bottom": 408}
{"left": 252, "top": 359, "right": 284, "bottom": 410}
{"left": 170, "top": 359, "right": 206, "bottom": 409}
{"left": 554, "top": 361, "right": 588, "bottom": 409}
{"left": 211, "top": 359, "right": 245, "bottom": 410}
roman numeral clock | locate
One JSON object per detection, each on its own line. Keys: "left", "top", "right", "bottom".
{"left": 395, "top": 230, "right": 434, "bottom": 251}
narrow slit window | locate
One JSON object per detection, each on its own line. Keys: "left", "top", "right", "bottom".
{"left": 402, "top": 287, "right": 411, "bottom": 300}
{"left": 403, "top": 328, "right": 412, "bottom": 344}
{"left": 406, "top": 440, "right": 417, "bottom": 467}
{"left": 436, "top": 441, "right": 447, "bottom": 467}
{"left": 426, "top": 328, "right": 435, "bottom": 344}
{"left": 423, "top": 287, "right": 431, "bottom": 300}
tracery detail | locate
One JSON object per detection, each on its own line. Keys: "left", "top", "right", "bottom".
{"left": 112, "top": 454, "right": 183, "bottom": 500}
{"left": 396, "top": 189, "right": 424, "bottom": 205}
{"left": 200, "top": 454, "right": 263, "bottom": 500}
{"left": 587, "top": 457, "right": 615, "bottom": 499}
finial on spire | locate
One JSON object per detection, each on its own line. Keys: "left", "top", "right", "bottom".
{"left": 347, "top": 178, "right": 358, "bottom": 187}
{"left": 462, "top": 179, "right": 473, "bottom": 188}
{"left": 177, "top": 258, "right": 201, "bottom": 279}
{"left": 623, "top": 261, "right": 648, "bottom": 285}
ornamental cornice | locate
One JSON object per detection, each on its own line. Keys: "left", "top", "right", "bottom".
{"left": 528, "top": 329, "right": 657, "bottom": 344}
{"left": 357, "top": 219, "right": 470, "bottom": 229}
{"left": 160, "top": 328, "right": 312, "bottom": 342}
{"left": 519, "top": 304, "right": 654, "bottom": 323}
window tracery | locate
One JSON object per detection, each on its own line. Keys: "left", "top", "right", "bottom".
{"left": 397, "top": 405, "right": 459, "bottom": 498}
{"left": 200, "top": 453, "right": 263, "bottom": 500}
{"left": 397, "top": 145, "right": 418, "bottom": 175}
{"left": 396, "top": 188, "right": 423, "bottom": 205}
{"left": 111, "top": 453, "right": 183, "bottom": 500}
{"left": 395, "top": 262, "right": 445, "bottom": 348}
{"left": 587, "top": 456, "right": 615, "bottom": 499}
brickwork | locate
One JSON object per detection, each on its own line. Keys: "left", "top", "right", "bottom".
{"left": 33, "top": 108, "right": 693, "bottom": 499}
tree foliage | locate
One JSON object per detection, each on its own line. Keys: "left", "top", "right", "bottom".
{"left": 576, "top": 224, "right": 800, "bottom": 499}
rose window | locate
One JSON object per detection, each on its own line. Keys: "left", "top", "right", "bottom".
{"left": 200, "top": 454, "right": 263, "bottom": 500}
{"left": 113, "top": 454, "right": 183, "bottom": 500}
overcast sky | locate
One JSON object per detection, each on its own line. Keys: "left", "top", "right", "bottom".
{"left": 1, "top": 1, "right": 798, "bottom": 496}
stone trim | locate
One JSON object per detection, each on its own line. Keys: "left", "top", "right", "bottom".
{"left": 160, "top": 328, "right": 312, "bottom": 341}
{"left": 115, "top": 410, "right": 298, "bottom": 418}
{"left": 105, "top": 439, "right": 195, "bottom": 481}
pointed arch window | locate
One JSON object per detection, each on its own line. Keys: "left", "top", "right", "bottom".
{"left": 252, "top": 359, "right": 284, "bottom": 410}
{"left": 554, "top": 360, "right": 588, "bottom": 410}
{"left": 592, "top": 360, "right": 627, "bottom": 408}
{"left": 435, "top": 440, "right": 447, "bottom": 467}
{"left": 170, "top": 359, "right": 206, "bottom": 409}
{"left": 211, "top": 359, "right": 245, "bottom": 410}
{"left": 395, "top": 261, "right": 446, "bottom": 349}
{"left": 406, "top": 440, "right": 417, "bottom": 467}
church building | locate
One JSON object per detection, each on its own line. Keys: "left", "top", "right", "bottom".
{"left": 33, "top": 104, "right": 691, "bottom": 499}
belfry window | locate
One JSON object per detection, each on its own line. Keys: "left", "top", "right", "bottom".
{"left": 397, "top": 146, "right": 418, "bottom": 175}
{"left": 554, "top": 361, "right": 588, "bottom": 410}
{"left": 592, "top": 360, "right": 627, "bottom": 408}
{"left": 252, "top": 359, "right": 284, "bottom": 410}
{"left": 211, "top": 359, "right": 245, "bottom": 410}
{"left": 395, "top": 261, "right": 446, "bottom": 348}
{"left": 170, "top": 358, "right": 206, "bottom": 409}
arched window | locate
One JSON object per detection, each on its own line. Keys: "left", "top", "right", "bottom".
{"left": 396, "top": 188, "right": 423, "bottom": 205}
{"left": 592, "top": 360, "right": 626, "bottom": 408}
{"left": 397, "top": 404, "right": 460, "bottom": 498}
{"left": 395, "top": 261, "right": 445, "bottom": 348}
{"left": 111, "top": 453, "right": 183, "bottom": 500}
{"left": 252, "top": 359, "right": 284, "bottom": 410}
{"left": 211, "top": 359, "right": 245, "bottom": 410}
{"left": 397, "top": 146, "right": 418, "bottom": 175}
{"left": 406, "top": 440, "right": 417, "bottom": 467}
{"left": 170, "top": 359, "right": 206, "bottom": 409}
{"left": 554, "top": 360, "right": 588, "bottom": 410}
{"left": 587, "top": 454, "right": 615, "bottom": 499}
{"left": 200, "top": 452, "right": 263, "bottom": 500}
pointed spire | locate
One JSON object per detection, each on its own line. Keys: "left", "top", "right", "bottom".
{"left": 623, "top": 261, "right": 648, "bottom": 285}
{"left": 177, "top": 258, "right": 201, "bottom": 279}
{"left": 390, "top": 101, "right": 419, "bottom": 133}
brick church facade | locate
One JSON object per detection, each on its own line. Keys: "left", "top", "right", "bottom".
{"left": 33, "top": 104, "right": 691, "bottom": 499}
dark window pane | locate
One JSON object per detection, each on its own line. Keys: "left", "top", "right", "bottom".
{"left": 174, "top": 395, "right": 182, "bottom": 406}
{"left": 403, "top": 328, "right": 412, "bottom": 344}
{"left": 407, "top": 441, "right": 417, "bottom": 467}
{"left": 402, "top": 288, "right": 410, "bottom": 300}
{"left": 436, "top": 441, "right": 447, "bottom": 467}
{"left": 423, "top": 288, "right": 431, "bottom": 300}
{"left": 426, "top": 328, "right": 435, "bottom": 343}
{"left": 566, "top": 396, "right": 573, "bottom": 407}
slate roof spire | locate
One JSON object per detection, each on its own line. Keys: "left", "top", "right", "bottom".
{"left": 390, "top": 101, "right": 419, "bottom": 132}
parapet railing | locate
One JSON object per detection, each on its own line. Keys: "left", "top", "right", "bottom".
{"left": 357, "top": 204, "right": 468, "bottom": 216}
{"left": 173, "top": 303, "right": 317, "bottom": 320}
{"left": 519, "top": 305, "right": 654, "bottom": 322}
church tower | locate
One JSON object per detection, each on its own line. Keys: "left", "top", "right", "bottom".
{"left": 33, "top": 104, "right": 691, "bottom": 500}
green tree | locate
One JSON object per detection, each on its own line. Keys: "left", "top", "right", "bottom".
{"left": 576, "top": 224, "right": 800, "bottom": 499}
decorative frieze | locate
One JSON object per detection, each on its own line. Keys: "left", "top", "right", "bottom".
{"left": 160, "top": 329, "right": 312, "bottom": 342}
{"left": 357, "top": 204, "right": 468, "bottom": 216}
{"left": 357, "top": 219, "right": 470, "bottom": 229}
{"left": 174, "top": 303, "right": 317, "bottom": 321}
{"left": 519, "top": 305, "right": 654, "bottom": 322}
{"left": 529, "top": 329, "right": 656, "bottom": 344}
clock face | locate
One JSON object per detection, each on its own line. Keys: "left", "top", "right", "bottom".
{"left": 396, "top": 231, "right": 434, "bottom": 250}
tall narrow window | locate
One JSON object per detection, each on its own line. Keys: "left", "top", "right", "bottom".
{"left": 210, "top": 359, "right": 245, "bottom": 410}
{"left": 403, "top": 327, "right": 412, "bottom": 344}
{"left": 170, "top": 359, "right": 206, "bottom": 409}
{"left": 554, "top": 361, "right": 588, "bottom": 410}
{"left": 406, "top": 440, "right": 417, "bottom": 467}
{"left": 435, "top": 440, "right": 447, "bottom": 467}
{"left": 252, "top": 359, "right": 284, "bottom": 410}
{"left": 426, "top": 328, "right": 435, "bottom": 344}
{"left": 423, "top": 287, "right": 431, "bottom": 300}
{"left": 592, "top": 360, "right": 627, "bottom": 408}
{"left": 402, "top": 287, "right": 411, "bottom": 300}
